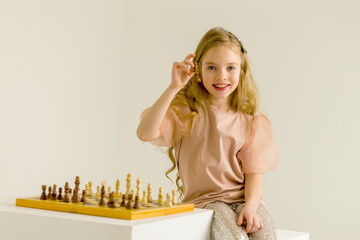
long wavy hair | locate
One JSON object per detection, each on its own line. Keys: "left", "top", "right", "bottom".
{"left": 166, "top": 27, "right": 259, "bottom": 200}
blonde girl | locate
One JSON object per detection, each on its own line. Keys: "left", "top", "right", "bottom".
{"left": 137, "top": 27, "right": 278, "bottom": 240}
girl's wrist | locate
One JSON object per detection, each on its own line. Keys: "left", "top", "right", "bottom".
{"left": 244, "top": 201, "right": 259, "bottom": 211}
{"left": 167, "top": 84, "right": 182, "bottom": 93}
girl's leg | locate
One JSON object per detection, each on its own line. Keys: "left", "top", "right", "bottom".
{"left": 204, "top": 201, "right": 249, "bottom": 240}
{"left": 232, "top": 203, "right": 277, "bottom": 240}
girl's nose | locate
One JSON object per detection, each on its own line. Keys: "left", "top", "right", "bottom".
{"left": 216, "top": 68, "right": 227, "bottom": 80}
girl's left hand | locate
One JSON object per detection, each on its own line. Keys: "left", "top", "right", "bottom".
{"left": 237, "top": 204, "right": 263, "bottom": 234}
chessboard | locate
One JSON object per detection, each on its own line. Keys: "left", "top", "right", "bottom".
{"left": 16, "top": 175, "right": 194, "bottom": 220}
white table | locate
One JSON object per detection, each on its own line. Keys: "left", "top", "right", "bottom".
{"left": 0, "top": 198, "right": 309, "bottom": 240}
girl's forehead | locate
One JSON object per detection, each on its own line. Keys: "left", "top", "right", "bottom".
{"left": 202, "top": 45, "right": 241, "bottom": 64}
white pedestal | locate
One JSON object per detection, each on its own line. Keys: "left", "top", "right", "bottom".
{"left": 0, "top": 198, "right": 309, "bottom": 240}
{"left": 0, "top": 198, "right": 212, "bottom": 240}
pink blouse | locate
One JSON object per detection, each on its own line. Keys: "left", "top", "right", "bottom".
{"left": 146, "top": 104, "right": 278, "bottom": 208}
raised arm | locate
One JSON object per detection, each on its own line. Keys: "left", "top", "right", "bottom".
{"left": 136, "top": 54, "right": 196, "bottom": 142}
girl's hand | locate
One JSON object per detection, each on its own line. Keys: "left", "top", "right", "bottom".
{"left": 170, "top": 53, "right": 196, "bottom": 90}
{"left": 237, "top": 204, "right": 263, "bottom": 234}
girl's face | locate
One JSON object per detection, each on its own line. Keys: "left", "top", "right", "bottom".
{"left": 201, "top": 45, "right": 241, "bottom": 105}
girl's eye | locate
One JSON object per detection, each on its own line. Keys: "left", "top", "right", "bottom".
{"left": 208, "top": 66, "right": 215, "bottom": 70}
{"left": 228, "top": 66, "right": 235, "bottom": 70}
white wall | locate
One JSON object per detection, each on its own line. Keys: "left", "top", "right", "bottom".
{"left": 1, "top": 0, "right": 359, "bottom": 239}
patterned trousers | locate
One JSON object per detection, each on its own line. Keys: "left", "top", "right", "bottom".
{"left": 204, "top": 201, "right": 277, "bottom": 240}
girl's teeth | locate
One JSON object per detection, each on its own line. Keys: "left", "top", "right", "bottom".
{"left": 214, "top": 84, "right": 228, "bottom": 88}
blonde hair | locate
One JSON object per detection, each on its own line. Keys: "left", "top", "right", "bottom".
{"left": 166, "top": 27, "right": 259, "bottom": 199}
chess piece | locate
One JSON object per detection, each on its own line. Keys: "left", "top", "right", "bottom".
{"left": 81, "top": 190, "right": 87, "bottom": 203}
{"left": 85, "top": 184, "right": 89, "bottom": 196}
{"left": 158, "top": 187, "right": 164, "bottom": 205}
{"left": 72, "top": 189, "right": 79, "bottom": 203}
{"left": 98, "top": 185, "right": 106, "bottom": 206}
{"left": 133, "top": 196, "right": 139, "bottom": 209}
{"left": 131, "top": 189, "right": 135, "bottom": 201}
{"left": 171, "top": 190, "right": 177, "bottom": 205}
{"left": 125, "top": 174, "right": 131, "bottom": 198}
{"left": 47, "top": 186, "right": 52, "bottom": 199}
{"left": 88, "top": 181, "right": 93, "bottom": 196}
{"left": 106, "top": 186, "right": 111, "bottom": 198}
{"left": 63, "top": 187, "right": 70, "bottom": 203}
{"left": 166, "top": 193, "right": 172, "bottom": 208}
{"left": 141, "top": 190, "right": 147, "bottom": 204}
{"left": 63, "top": 182, "right": 70, "bottom": 202}
{"left": 120, "top": 194, "right": 126, "bottom": 207}
{"left": 114, "top": 179, "right": 120, "bottom": 198}
{"left": 136, "top": 178, "right": 141, "bottom": 200}
{"left": 125, "top": 195, "right": 132, "bottom": 210}
{"left": 74, "top": 176, "right": 80, "bottom": 192}
{"left": 147, "top": 183, "right": 152, "bottom": 203}
{"left": 95, "top": 185, "right": 101, "bottom": 198}
{"left": 40, "top": 185, "right": 47, "bottom": 200}
{"left": 57, "top": 187, "right": 63, "bottom": 200}
{"left": 51, "top": 184, "right": 57, "bottom": 200}
{"left": 108, "top": 192, "right": 116, "bottom": 208}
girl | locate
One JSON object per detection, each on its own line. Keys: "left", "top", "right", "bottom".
{"left": 137, "top": 27, "right": 278, "bottom": 240}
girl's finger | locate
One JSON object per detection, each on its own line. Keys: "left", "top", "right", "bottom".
{"left": 183, "top": 59, "right": 195, "bottom": 68}
{"left": 184, "top": 53, "right": 195, "bottom": 61}
{"left": 246, "top": 218, "right": 253, "bottom": 233}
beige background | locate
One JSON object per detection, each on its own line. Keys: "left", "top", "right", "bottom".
{"left": 1, "top": 0, "right": 359, "bottom": 239}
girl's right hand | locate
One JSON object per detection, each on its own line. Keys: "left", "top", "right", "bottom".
{"left": 170, "top": 53, "right": 196, "bottom": 90}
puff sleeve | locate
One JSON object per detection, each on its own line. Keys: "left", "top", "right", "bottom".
{"left": 140, "top": 107, "right": 184, "bottom": 148}
{"left": 237, "top": 114, "right": 278, "bottom": 173}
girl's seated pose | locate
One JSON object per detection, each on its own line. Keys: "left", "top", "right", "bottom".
{"left": 137, "top": 27, "right": 278, "bottom": 240}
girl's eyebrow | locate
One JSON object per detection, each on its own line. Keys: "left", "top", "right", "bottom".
{"left": 205, "top": 61, "right": 239, "bottom": 65}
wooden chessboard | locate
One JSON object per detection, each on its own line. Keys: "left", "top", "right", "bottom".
{"left": 16, "top": 196, "right": 194, "bottom": 220}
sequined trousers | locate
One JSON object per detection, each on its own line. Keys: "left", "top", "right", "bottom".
{"left": 204, "top": 201, "right": 277, "bottom": 240}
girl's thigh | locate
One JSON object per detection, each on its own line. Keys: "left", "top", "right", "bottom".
{"left": 204, "top": 201, "right": 249, "bottom": 240}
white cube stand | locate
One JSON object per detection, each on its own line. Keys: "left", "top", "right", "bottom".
{"left": 0, "top": 198, "right": 309, "bottom": 240}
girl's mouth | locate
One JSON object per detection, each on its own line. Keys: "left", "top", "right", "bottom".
{"left": 213, "top": 84, "right": 230, "bottom": 91}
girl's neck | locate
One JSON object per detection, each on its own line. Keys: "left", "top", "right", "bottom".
{"left": 207, "top": 97, "right": 231, "bottom": 112}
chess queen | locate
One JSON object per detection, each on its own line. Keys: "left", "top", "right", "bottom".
{"left": 137, "top": 27, "right": 278, "bottom": 240}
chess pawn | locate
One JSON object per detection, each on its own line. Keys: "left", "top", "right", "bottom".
{"left": 40, "top": 185, "right": 47, "bottom": 200}
{"left": 57, "top": 187, "right": 63, "bottom": 200}
{"left": 141, "top": 190, "right": 147, "bottom": 204}
{"left": 85, "top": 184, "right": 89, "bottom": 196}
{"left": 158, "top": 187, "right": 164, "bottom": 205}
{"left": 63, "top": 188, "right": 70, "bottom": 203}
{"left": 51, "top": 184, "right": 57, "bottom": 200}
{"left": 131, "top": 189, "right": 135, "bottom": 201}
{"left": 108, "top": 186, "right": 112, "bottom": 198}
{"left": 81, "top": 190, "right": 87, "bottom": 203}
{"left": 125, "top": 195, "right": 132, "bottom": 210}
{"left": 171, "top": 190, "right": 177, "bottom": 205}
{"left": 47, "top": 186, "right": 52, "bottom": 199}
{"left": 166, "top": 193, "right": 172, "bottom": 208}
{"left": 120, "top": 194, "right": 126, "bottom": 207}
{"left": 133, "top": 196, "right": 139, "bottom": 209}
{"left": 88, "top": 181, "right": 93, "bottom": 196}
{"left": 147, "top": 183, "right": 152, "bottom": 203}
{"left": 95, "top": 185, "right": 101, "bottom": 198}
